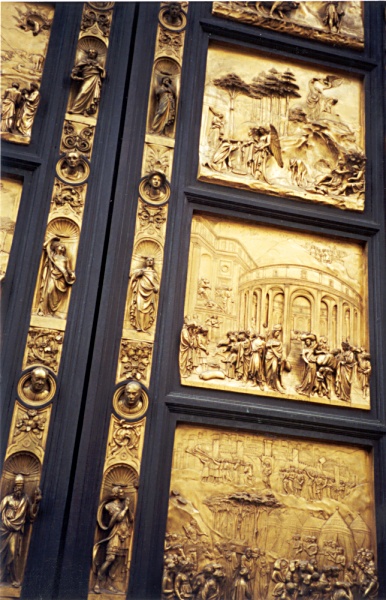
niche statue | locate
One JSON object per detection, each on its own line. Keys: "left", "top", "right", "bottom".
{"left": 0, "top": 474, "right": 42, "bottom": 587}
{"left": 38, "top": 237, "right": 76, "bottom": 317}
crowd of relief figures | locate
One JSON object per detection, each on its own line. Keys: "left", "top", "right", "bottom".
{"left": 212, "top": 2, "right": 364, "bottom": 50}
{"left": 163, "top": 425, "right": 377, "bottom": 600}
{"left": 180, "top": 215, "right": 370, "bottom": 409}
{"left": 1, "top": 3, "right": 54, "bottom": 144}
{"left": 199, "top": 44, "right": 365, "bottom": 211}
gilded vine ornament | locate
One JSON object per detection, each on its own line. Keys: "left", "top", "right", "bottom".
{"left": 13, "top": 409, "right": 47, "bottom": 441}
{"left": 81, "top": 6, "right": 112, "bottom": 37}
{"left": 25, "top": 329, "right": 64, "bottom": 371}
{"left": 119, "top": 340, "right": 152, "bottom": 382}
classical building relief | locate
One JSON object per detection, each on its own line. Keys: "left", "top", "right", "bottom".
{"left": 199, "top": 43, "right": 365, "bottom": 211}
{"left": 163, "top": 424, "right": 377, "bottom": 600}
{"left": 0, "top": 176, "right": 23, "bottom": 280}
{"left": 212, "top": 2, "right": 364, "bottom": 50}
{"left": 1, "top": 3, "right": 54, "bottom": 144}
{"left": 0, "top": 454, "right": 42, "bottom": 594}
{"left": 23, "top": 328, "right": 64, "bottom": 373}
{"left": 180, "top": 215, "right": 370, "bottom": 409}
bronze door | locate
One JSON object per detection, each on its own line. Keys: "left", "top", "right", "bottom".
{"left": 1, "top": 3, "right": 385, "bottom": 600}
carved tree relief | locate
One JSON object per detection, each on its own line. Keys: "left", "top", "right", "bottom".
{"left": 199, "top": 43, "right": 365, "bottom": 211}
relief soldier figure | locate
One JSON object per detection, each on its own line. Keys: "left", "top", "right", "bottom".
{"left": 92, "top": 485, "right": 134, "bottom": 594}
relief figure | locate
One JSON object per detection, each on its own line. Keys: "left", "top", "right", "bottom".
{"left": 21, "top": 367, "right": 51, "bottom": 403}
{"left": 37, "top": 237, "right": 76, "bottom": 317}
{"left": 0, "top": 474, "right": 42, "bottom": 588}
{"left": 92, "top": 485, "right": 134, "bottom": 594}
{"left": 151, "top": 74, "right": 176, "bottom": 136}
{"left": 129, "top": 257, "right": 160, "bottom": 332}
{"left": 69, "top": 48, "right": 106, "bottom": 117}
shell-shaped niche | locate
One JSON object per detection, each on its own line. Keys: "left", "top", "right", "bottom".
{"left": 102, "top": 463, "right": 138, "bottom": 497}
{"left": 131, "top": 238, "right": 163, "bottom": 270}
{"left": 1, "top": 452, "right": 41, "bottom": 497}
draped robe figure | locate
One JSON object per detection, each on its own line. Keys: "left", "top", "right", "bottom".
{"left": 1, "top": 84, "right": 21, "bottom": 132}
{"left": 129, "top": 258, "right": 160, "bottom": 331}
{"left": 151, "top": 76, "right": 176, "bottom": 135}
{"left": 265, "top": 327, "right": 286, "bottom": 393}
{"left": 38, "top": 237, "right": 76, "bottom": 316}
{"left": 17, "top": 84, "right": 40, "bottom": 136}
{"left": 70, "top": 49, "right": 105, "bottom": 116}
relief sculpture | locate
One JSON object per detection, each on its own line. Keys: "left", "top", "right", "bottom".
{"left": 199, "top": 44, "right": 365, "bottom": 211}
{"left": 180, "top": 215, "right": 370, "bottom": 409}
{"left": 212, "top": 2, "right": 364, "bottom": 50}
{"left": 1, "top": 3, "right": 54, "bottom": 144}
{"left": 69, "top": 38, "right": 107, "bottom": 118}
{"left": 0, "top": 176, "right": 23, "bottom": 280}
{"left": 163, "top": 425, "right": 377, "bottom": 600}
{"left": 0, "top": 453, "right": 42, "bottom": 594}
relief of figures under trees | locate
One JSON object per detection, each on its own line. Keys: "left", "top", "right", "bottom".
{"left": 199, "top": 43, "right": 365, "bottom": 211}
{"left": 163, "top": 425, "right": 378, "bottom": 600}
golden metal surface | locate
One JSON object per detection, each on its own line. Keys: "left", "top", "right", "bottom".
{"left": 180, "top": 214, "right": 370, "bottom": 409}
{"left": 1, "top": 3, "right": 54, "bottom": 145}
{"left": 1, "top": 6, "right": 115, "bottom": 593}
{"left": 163, "top": 423, "right": 377, "bottom": 599}
{"left": 198, "top": 42, "right": 365, "bottom": 211}
{"left": 212, "top": 2, "right": 364, "bottom": 50}
{"left": 0, "top": 176, "right": 23, "bottom": 280}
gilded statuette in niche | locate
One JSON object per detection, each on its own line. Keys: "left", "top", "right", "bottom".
{"left": 163, "top": 424, "right": 378, "bottom": 600}
{"left": 199, "top": 43, "right": 365, "bottom": 211}
{"left": 89, "top": 466, "right": 139, "bottom": 597}
{"left": 212, "top": 2, "right": 364, "bottom": 50}
{"left": 1, "top": 3, "right": 54, "bottom": 144}
{"left": 0, "top": 454, "right": 42, "bottom": 593}
{"left": 180, "top": 215, "right": 370, "bottom": 409}
{"left": 69, "top": 39, "right": 107, "bottom": 118}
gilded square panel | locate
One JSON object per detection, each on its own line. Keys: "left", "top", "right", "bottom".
{"left": 163, "top": 424, "right": 377, "bottom": 600}
{"left": 212, "top": 2, "right": 364, "bottom": 50}
{"left": 198, "top": 43, "right": 365, "bottom": 211}
{"left": 0, "top": 175, "right": 23, "bottom": 279}
{"left": 1, "top": 3, "right": 55, "bottom": 144}
{"left": 180, "top": 214, "right": 370, "bottom": 409}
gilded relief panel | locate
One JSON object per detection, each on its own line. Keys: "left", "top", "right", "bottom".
{"left": 0, "top": 176, "right": 23, "bottom": 280}
{"left": 1, "top": 3, "right": 55, "bottom": 144}
{"left": 199, "top": 43, "right": 365, "bottom": 211}
{"left": 180, "top": 215, "right": 370, "bottom": 409}
{"left": 163, "top": 424, "right": 378, "bottom": 600}
{"left": 212, "top": 2, "right": 364, "bottom": 50}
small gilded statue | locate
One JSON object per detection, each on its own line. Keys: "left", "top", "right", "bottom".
{"left": 92, "top": 485, "right": 134, "bottom": 594}
{"left": 0, "top": 474, "right": 42, "bottom": 588}
{"left": 151, "top": 74, "right": 176, "bottom": 136}
{"left": 69, "top": 48, "right": 106, "bottom": 117}
{"left": 129, "top": 257, "right": 160, "bottom": 332}
{"left": 38, "top": 236, "right": 76, "bottom": 317}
